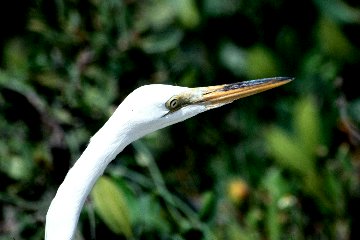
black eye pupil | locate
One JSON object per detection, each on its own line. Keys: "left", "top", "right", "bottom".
{"left": 170, "top": 99, "right": 178, "bottom": 108}
{"left": 166, "top": 96, "right": 184, "bottom": 111}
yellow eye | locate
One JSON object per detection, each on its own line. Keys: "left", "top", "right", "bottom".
{"left": 165, "top": 96, "right": 181, "bottom": 111}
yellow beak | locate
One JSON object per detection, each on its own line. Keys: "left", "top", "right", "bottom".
{"left": 197, "top": 77, "right": 293, "bottom": 108}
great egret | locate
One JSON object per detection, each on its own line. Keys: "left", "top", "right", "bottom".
{"left": 45, "top": 77, "right": 292, "bottom": 240}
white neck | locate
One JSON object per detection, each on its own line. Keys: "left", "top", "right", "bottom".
{"left": 45, "top": 112, "right": 136, "bottom": 240}
{"left": 45, "top": 85, "right": 205, "bottom": 240}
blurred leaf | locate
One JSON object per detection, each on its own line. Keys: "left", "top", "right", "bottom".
{"left": 262, "top": 168, "right": 289, "bottom": 240}
{"left": 7, "top": 156, "right": 32, "bottom": 181}
{"left": 134, "top": 194, "right": 170, "bottom": 233}
{"left": 262, "top": 168, "right": 289, "bottom": 200}
{"left": 266, "top": 126, "right": 315, "bottom": 176}
{"left": 246, "top": 46, "right": 279, "bottom": 79}
{"left": 3, "top": 38, "right": 29, "bottom": 76}
{"left": 317, "top": 17, "right": 355, "bottom": 61}
{"left": 82, "top": 79, "right": 117, "bottom": 116}
{"left": 52, "top": 107, "right": 73, "bottom": 125}
{"left": 244, "top": 207, "right": 262, "bottom": 233}
{"left": 228, "top": 223, "right": 258, "bottom": 240}
{"left": 179, "top": 69, "right": 197, "bottom": 87}
{"left": 324, "top": 168, "right": 344, "bottom": 214}
{"left": 136, "top": 0, "right": 176, "bottom": 32}
{"left": 173, "top": 0, "right": 200, "bottom": 29}
{"left": 133, "top": 140, "right": 154, "bottom": 167}
{"left": 140, "top": 29, "right": 183, "bottom": 54}
{"left": 348, "top": 98, "right": 360, "bottom": 125}
{"left": 91, "top": 176, "right": 133, "bottom": 238}
{"left": 218, "top": 41, "right": 278, "bottom": 81}
{"left": 314, "top": 0, "right": 360, "bottom": 24}
{"left": 266, "top": 97, "right": 333, "bottom": 211}
{"left": 35, "top": 71, "right": 64, "bottom": 90}
{"left": 199, "top": 191, "right": 217, "bottom": 221}
{"left": 0, "top": 72, "right": 33, "bottom": 98}
{"left": 204, "top": 0, "right": 241, "bottom": 17}
{"left": 294, "top": 96, "right": 321, "bottom": 156}
{"left": 219, "top": 41, "right": 247, "bottom": 77}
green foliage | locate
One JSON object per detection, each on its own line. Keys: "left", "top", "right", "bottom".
{"left": 1, "top": 0, "right": 359, "bottom": 239}
{"left": 262, "top": 168, "right": 289, "bottom": 240}
{"left": 266, "top": 96, "right": 329, "bottom": 210}
{"left": 317, "top": 17, "right": 355, "bottom": 61}
{"left": 91, "top": 176, "right": 133, "bottom": 238}
{"left": 219, "top": 43, "right": 279, "bottom": 79}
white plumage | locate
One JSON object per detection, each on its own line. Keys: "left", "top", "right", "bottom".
{"left": 45, "top": 78, "right": 292, "bottom": 239}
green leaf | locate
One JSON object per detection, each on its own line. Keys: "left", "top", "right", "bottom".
{"left": 246, "top": 46, "right": 279, "bottom": 79}
{"left": 3, "top": 38, "right": 29, "bottom": 77}
{"left": 219, "top": 41, "right": 247, "bottom": 77}
{"left": 91, "top": 176, "right": 133, "bottom": 238}
{"left": 262, "top": 168, "right": 288, "bottom": 240}
{"left": 266, "top": 126, "right": 315, "bottom": 176}
{"left": 294, "top": 96, "right": 321, "bottom": 156}
{"left": 199, "top": 191, "right": 216, "bottom": 221}
{"left": 262, "top": 168, "right": 289, "bottom": 200}
{"left": 134, "top": 194, "right": 170, "bottom": 233}
{"left": 317, "top": 17, "right": 354, "bottom": 60}
{"left": 173, "top": 0, "right": 200, "bottom": 29}
{"left": 314, "top": 0, "right": 360, "bottom": 24}
{"left": 324, "top": 168, "right": 344, "bottom": 214}
{"left": 136, "top": 0, "right": 176, "bottom": 31}
{"left": 8, "top": 156, "right": 32, "bottom": 181}
{"left": 348, "top": 98, "right": 360, "bottom": 124}
{"left": 140, "top": 30, "right": 183, "bottom": 54}
{"left": 203, "top": 0, "right": 241, "bottom": 17}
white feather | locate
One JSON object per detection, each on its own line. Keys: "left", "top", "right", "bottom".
{"left": 45, "top": 85, "right": 207, "bottom": 240}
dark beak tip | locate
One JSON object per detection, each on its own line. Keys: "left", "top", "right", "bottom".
{"left": 274, "top": 76, "right": 295, "bottom": 82}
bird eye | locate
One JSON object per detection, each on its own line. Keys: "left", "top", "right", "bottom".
{"left": 165, "top": 96, "right": 181, "bottom": 111}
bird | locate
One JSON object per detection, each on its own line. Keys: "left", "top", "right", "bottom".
{"left": 45, "top": 77, "right": 293, "bottom": 240}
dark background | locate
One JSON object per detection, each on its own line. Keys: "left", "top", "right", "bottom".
{"left": 0, "top": 0, "right": 360, "bottom": 239}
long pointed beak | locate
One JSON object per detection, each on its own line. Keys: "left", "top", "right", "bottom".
{"left": 196, "top": 77, "right": 293, "bottom": 108}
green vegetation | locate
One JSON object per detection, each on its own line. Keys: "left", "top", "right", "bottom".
{"left": 1, "top": 0, "right": 359, "bottom": 239}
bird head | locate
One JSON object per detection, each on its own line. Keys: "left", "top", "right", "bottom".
{"left": 109, "top": 77, "right": 293, "bottom": 142}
